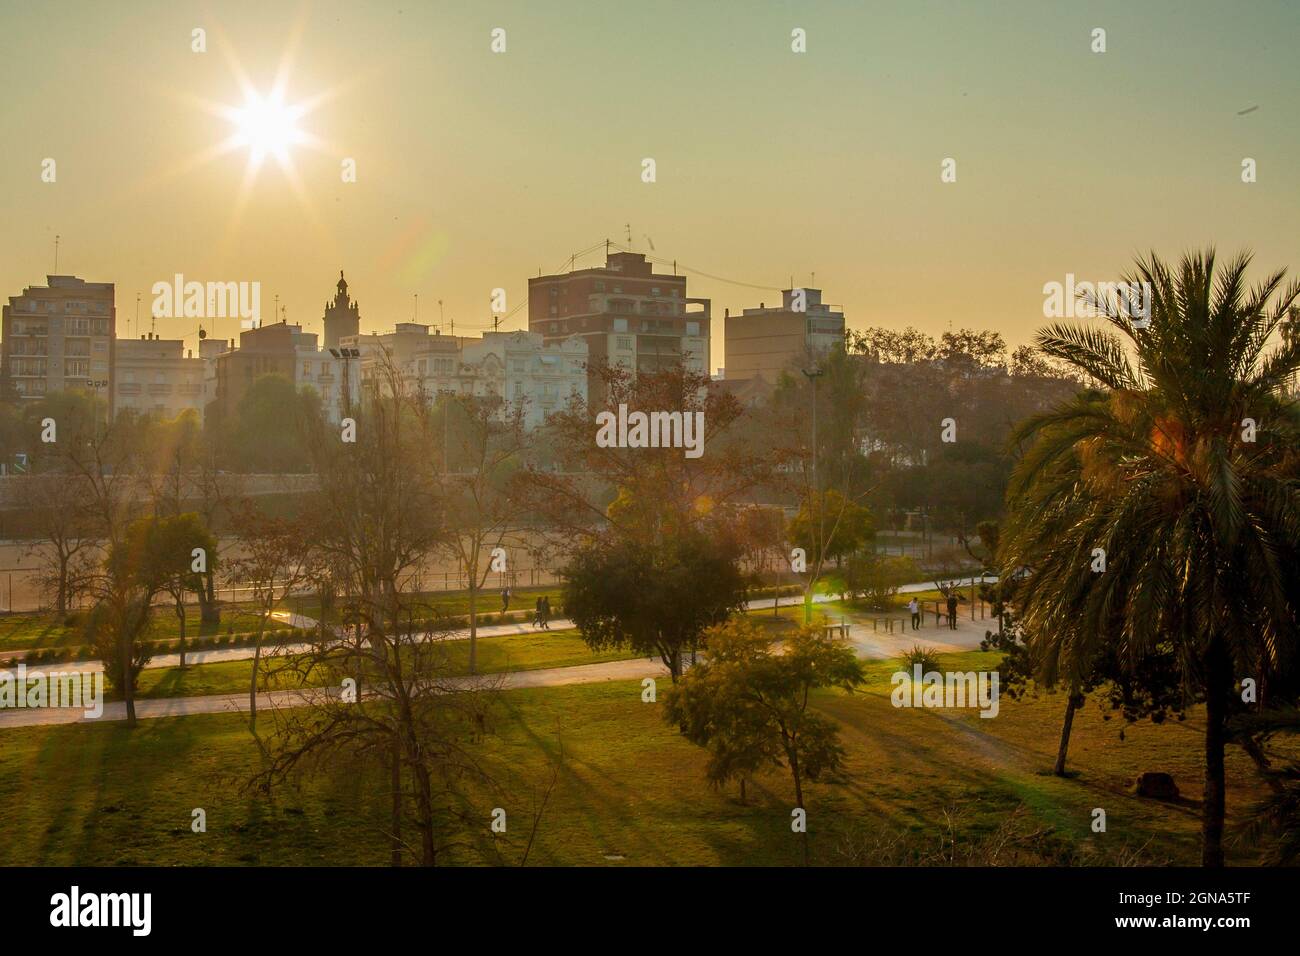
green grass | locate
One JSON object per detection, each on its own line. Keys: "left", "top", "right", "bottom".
{"left": 288, "top": 586, "right": 567, "bottom": 625}
{"left": 2, "top": 648, "right": 1291, "bottom": 865}
{"left": 0, "top": 605, "right": 287, "bottom": 654}
{"left": 131, "top": 628, "right": 637, "bottom": 700}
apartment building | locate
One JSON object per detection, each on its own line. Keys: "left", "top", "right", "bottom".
{"left": 114, "top": 333, "right": 204, "bottom": 420}
{"left": 1, "top": 275, "right": 115, "bottom": 411}
{"left": 724, "top": 288, "right": 845, "bottom": 384}
{"left": 527, "top": 251, "right": 710, "bottom": 399}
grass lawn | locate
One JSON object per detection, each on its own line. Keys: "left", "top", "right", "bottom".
{"left": 0, "top": 605, "right": 287, "bottom": 654}
{"left": 286, "top": 586, "right": 567, "bottom": 625}
{"left": 1, "top": 648, "right": 1290, "bottom": 866}
{"left": 131, "top": 628, "right": 638, "bottom": 700}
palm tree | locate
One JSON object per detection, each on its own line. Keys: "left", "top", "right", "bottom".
{"left": 1002, "top": 249, "right": 1300, "bottom": 866}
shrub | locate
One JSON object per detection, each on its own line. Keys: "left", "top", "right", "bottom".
{"left": 901, "top": 644, "right": 942, "bottom": 674}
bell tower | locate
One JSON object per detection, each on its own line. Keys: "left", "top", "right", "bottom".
{"left": 323, "top": 270, "right": 361, "bottom": 349}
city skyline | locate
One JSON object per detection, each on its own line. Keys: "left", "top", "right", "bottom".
{"left": 4, "top": 0, "right": 1299, "bottom": 370}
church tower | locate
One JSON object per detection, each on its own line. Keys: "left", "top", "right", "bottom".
{"left": 323, "top": 270, "right": 361, "bottom": 348}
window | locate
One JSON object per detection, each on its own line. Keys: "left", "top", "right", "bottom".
{"left": 651, "top": 287, "right": 660, "bottom": 295}
{"left": 686, "top": 321, "right": 700, "bottom": 336}
{"left": 594, "top": 281, "right": 605, "bottom": 292}
{"left": 616, "top": 336, "right": 633, "bottom": 351}
{"left": 613, "top": 318, "right": 628, "bottom": 333}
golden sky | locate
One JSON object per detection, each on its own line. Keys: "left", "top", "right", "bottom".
{"left": 3, "top": 0, "right": 1298, "bottom": 370}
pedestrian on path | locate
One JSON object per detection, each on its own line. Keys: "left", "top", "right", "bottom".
{"left": 908, "top": 597, "right": 920, "bottom": 630}
{"left": 534, "top": 596, "right": 544, "bottom": 629}
{"left": 946, "top": 593, "right": 958, "bottom": 630}
{"left": 501, "top": 587, "right": 511, "bottom": 613}
{"left": 540, "top": 595, "right": 551, "bottom": 630}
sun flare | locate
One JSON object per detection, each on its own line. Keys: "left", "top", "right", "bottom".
{"left": 224, "top": 90, "right": 308, "bottom": 169}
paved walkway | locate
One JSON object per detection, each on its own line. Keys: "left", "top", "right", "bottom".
{"left": 0, "top": 656, "right": 671, "bottom": 729}
{"left": 0, "top": 580, "right": 997, "bottom": 729}
{"left": 15, "top": 593, "right": 845, "bottom": 678}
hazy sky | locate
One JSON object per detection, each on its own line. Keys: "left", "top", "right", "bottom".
{"left": 3, "top": 0, "right": 1298, "bottom": 370}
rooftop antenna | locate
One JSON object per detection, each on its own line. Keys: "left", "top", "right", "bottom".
{"left": 625, "top": 223, "right": 632, "bottom": 248}
{"left": 811, "top": 271, "right": 816, "bottom": 287}
{"left": 150, "top": 294, "right": 156, "bottom": 337}
{"left": 414, "top": 293, "right": 419, "bottom": 322}
{"left": 53, "top": 234, "right": 60, "bottom": 273}
{"left": 274, "top": 294, "right": 279, "bottom": 328}
{"left": 133, "top": 292, "right": 140, "bottom": 339}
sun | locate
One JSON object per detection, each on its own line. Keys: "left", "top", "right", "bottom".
{"left": 224, "top": 90, "right": 309, "bottom": 169}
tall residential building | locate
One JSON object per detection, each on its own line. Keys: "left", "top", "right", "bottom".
{"left": 114, "top": 333, "right": 204, "bottom": 420}
{"left": 723, "top": 288, "right": 845, "bottom": 384}
{"left": 1, "top": 275, "right": 116, "bottom": 411}
{"left": 322, "top": 271, "right": 361, "bottom": 349}
{"left": 527, "top": 251, "right": 710, "bottom": 398}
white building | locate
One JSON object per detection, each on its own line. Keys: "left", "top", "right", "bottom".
{"left": 113, "top": 334, "right": 204, "bottom": 420}
{"left": 460, "top": 331, "right": 587, "bottom": 428}
{"left": 293, "top": 328, "right": 359, "bottom": 423}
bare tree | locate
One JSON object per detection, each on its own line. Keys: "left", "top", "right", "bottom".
{"left": 229, "top": 505, "right": 319, "bottom": 737}
{"left": 435, "top": 392, "right": 532, "bottom": 673}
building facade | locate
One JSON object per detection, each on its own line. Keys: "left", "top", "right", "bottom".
{"left": 723, "top": 288, "right": 845, "bottom": 384}
{"left": 350, "top": 326, "right": 589, "bottom": 429}
{"left": 114, "top": 334, "right": 205, "bottom": 420}
{"left": 1, "top": 275, "right": 116, "bottom": 411}
{"left": 213, "top": 320, "right": 358, "bottom": 425}
{"left": 527, "top": 251, "right": 710, "bottom": 398}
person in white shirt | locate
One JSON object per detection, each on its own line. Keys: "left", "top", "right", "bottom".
{"left": 908, "top": 597, "right": 920, "bottom": 630}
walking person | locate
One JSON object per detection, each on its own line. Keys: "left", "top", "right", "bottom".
{"left": 501, "top": 587, "right": 510, "bottom": 613}
{"left": 946, "top": 592, "right": 958, "bottom": 630}
{"left": 534, "top": 596, "right": 543, "bottom": 630}
{"left": 908, "top": 596, "right": 920, "bottom": 631}
{"left": 540, "top": 595, "right": 551, "bottom": 630}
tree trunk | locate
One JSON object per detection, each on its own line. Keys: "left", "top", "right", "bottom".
{"left": 56, "top": 554, "right": 69, "bottom": 615}
{"left": 122, "top": 599, "right": 137, "bottom": 728}
{"left": 791, "top": 754, "right": 808, "bottom": 866}
{"left": 739, "top": 777, "right": 747, "bottom": 804}
{"left": 1053, "top": 691, "right": 1081, "bottom": 776}
{"left": 1202, "top": 637, "right": 1230, "bottom": 868}
{"left": 412, "top": 761, "right": 438, "bottom": 866}
{"left": 390, "top": 739, "right": 403, "bottom": 867}
{"left": 201, "top": 569, "right": 219, "bottom": 624}
{"left": 248, "top": 634, "right": 262, "bottom": 735}
{"left": 176, "top": 602, "right": 187, "bottom": 668}
{"left": 467, "top": 581, "right": 478, "bottom": 675}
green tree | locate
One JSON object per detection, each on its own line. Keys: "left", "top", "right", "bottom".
{"left": 789, "top": 488, "right": 874, "bottom": 571}
{"left": 561, "top": 522, "right": 747, "bottom": 680}
{"left": 227, "top": 374, "right": 316, "bottom": 472}
{"left": 664, "top": 618, "right": 866, "bottom": 864}
{"left": 149, "top": 512, "right": 217, "bottom": 668}
{"left": 1002, "top": 249, "right": 1300, "bottom": 866}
